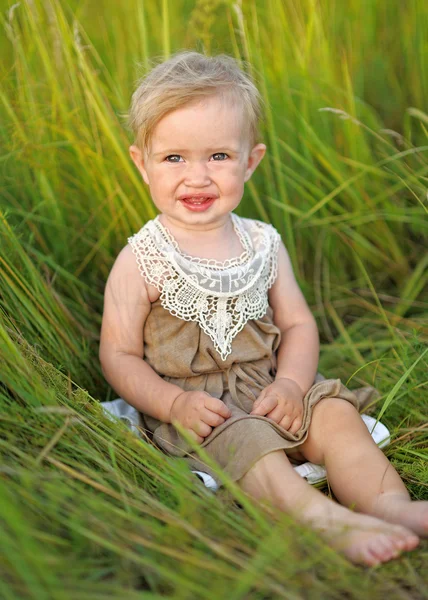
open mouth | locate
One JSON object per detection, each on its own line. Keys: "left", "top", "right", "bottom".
{"left": 184, "top": 197, "right": 211, "bottom": 204}
{"left": 179, "top": 196, "right": 217, "bottom": 211}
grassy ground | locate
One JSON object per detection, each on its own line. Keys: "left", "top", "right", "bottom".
{"left": 0, "top": 0, "right": 427, "bottom": 597}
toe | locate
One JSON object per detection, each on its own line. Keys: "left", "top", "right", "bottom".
{"left": 404, "top": 535, "right": 419, "bottom": 551}
{"left": 368, "top": 537, "right": 395, "bottom": 563}
{"left": 379, "top": 536, "right": 400, "bottom": 559}
{"left": 354, "top": 544, "right": 380, "bottom": 567}
{"left": 391, "top": 526, "right": 419, "bottom": 551}
{"left": 400, "top": 534, "right": 419, "bottom": 552}
{"left": 365, "top": 550, "right": 381, "bottom": 567}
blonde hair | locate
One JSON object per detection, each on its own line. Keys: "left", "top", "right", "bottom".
{"left": 127, "top": 51, "right": 263, "bottom": 153}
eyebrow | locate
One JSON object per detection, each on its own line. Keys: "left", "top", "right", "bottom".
{"left": 153, "top": 148, "right": 240, "bottom": 157}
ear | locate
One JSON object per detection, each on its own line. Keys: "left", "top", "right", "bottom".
{"left": 244, "top": 143, "right": 266, "bottom": 182}
{"left": 129, "top": 144, "right": 150, "bottom": 185}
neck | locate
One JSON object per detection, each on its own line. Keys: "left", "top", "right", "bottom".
{"left": 159, "top": 213, "right": 234, "bottom": 241}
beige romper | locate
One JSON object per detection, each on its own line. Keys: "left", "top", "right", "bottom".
{"left": 129, "top": 214, "right": 377, "bottom": 486}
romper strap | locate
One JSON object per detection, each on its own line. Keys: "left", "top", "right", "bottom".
{"left": 225, "top": 363, "right": 272, "bottom": 408}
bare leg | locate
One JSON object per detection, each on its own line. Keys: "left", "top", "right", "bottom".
{"left": 297, "top": 398, "right": 428, "bottom": 536}
{"left": 238, "top": 450, "right": 419, "bottom": 566}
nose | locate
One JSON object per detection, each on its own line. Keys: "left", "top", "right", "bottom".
{"left": 184, "top": 160, "right": 211, "bottom": 186}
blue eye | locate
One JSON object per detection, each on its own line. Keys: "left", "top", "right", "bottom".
{"left": 212, "top": 153, "right": 228, "bottom": 160}
{"left": 165, "top": 155, "right": 182, "bottom": 162}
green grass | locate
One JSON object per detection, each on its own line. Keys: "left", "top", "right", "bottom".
{"left": 0, "top": 0, "right": 427, "bottom": 597}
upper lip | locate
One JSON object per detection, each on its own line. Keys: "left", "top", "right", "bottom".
{"left": 178, "top": 193, "right": 218, "bottom": 201}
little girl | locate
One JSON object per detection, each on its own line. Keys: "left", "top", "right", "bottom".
{"left": 99, "top": 51, "right": 427, "bottom": 566}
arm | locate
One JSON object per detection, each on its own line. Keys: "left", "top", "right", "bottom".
{"left": 268, "top": 241, "right": 319, "bottom": 395}
{"left": 99, "top": 245, "right": 184, "bottom": 424}
{"left": 250, "top": 241, "right": 319, "bottom": 432}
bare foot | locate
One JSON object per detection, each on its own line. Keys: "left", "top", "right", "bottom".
{"left": 238, "top": 450, "right": 419, "bottom": 568}
{"left": 318, "top": 510, "right": 419, "bottom": 566}
{"left": 373, "top": 494, "right": 428, "bottom": 537}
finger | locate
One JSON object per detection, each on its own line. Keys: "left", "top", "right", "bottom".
{"left": 268, "top": 402, "right": 298, "bottom": 423}
{"left": 187, "top": 429, "right": 204, "bottom": 445}
{"left": 251, "top": 389, "right": 266, "bottom": 410}
{"left": 205, "top": 397, "right": 231, "bottom": 419}
{"left": 253, "top": 388, "right": 265, "bottom": 402}
{"left": 251, "top": 396, "right": 276, "bottom": 415}
{"left": 201, "top": 408, "right": 227, "bottom": 428}
{"left": 289, "top": 416, "right": 303, "bottom": 435}
{"left": 250, "top": 395, "right": 277, "bottom": 416}
{"left": 194, "top": 422, "right": 212, "bottom": 438}
{"left": 265, "top": 407, "right": 287, "bottom": 424}
{"left": 278, "top": 414, "right": 293, "bottom": 431}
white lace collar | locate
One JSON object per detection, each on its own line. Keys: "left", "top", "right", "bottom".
{"left": 128, "top": 214, "right": 280, "bottom": 360}
{"left": 153, "top": 213, "right": 252, "bottom": 269}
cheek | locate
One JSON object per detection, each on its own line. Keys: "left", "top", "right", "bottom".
{"left": 150, "top": 167, "right": 177, "bottom": 188}
{"left": 214, "top": 162, "right": 244, "bottom": 179}
{"left": 225, "top": 167, "right": 246, "bottom": 191}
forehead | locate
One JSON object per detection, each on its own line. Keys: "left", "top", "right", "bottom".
{"left": 148, "top": 95, "right": 249, "bottom": 153}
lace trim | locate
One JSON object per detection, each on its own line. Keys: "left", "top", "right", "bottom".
{"left": 153, "top": 212, "right": 252, "bottom": 269}
{"left": 128, "top": 214, "right": 281, "bottom": 361}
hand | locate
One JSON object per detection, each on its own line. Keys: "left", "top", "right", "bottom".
{"left": 250, "top": 378, "right": 304, "bottom": 434}
{"left": 169, "top": 390, "right": 232, "bottom": 444}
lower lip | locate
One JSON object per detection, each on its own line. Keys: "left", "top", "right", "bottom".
{"left": 180, "top": 198, "right": 216, "bottom": 212}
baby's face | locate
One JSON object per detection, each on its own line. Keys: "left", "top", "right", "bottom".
{"left": 129, "top": 94, "right": 266, "bottom": 230}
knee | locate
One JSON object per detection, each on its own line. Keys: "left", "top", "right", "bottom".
{"left": 301, "top": 398, "right": 360, "bottom": 464}
{"left": 311, "top": 397, "right": 359, "bottom": 429}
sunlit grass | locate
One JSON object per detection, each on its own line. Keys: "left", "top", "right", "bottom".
{"left": 0, "top": 0, "right": 427, "bottom": 597}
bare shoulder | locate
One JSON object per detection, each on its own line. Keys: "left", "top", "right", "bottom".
{"left": 268, "top": 240, "right": 315, "bottom": 331}
{"left": 269, "top": 241, "right": 297, "bottom": 296}
{"left": 106, "top": 244, "right": 159, "bottom": 304}
{"left": 99, "top": 245, "right": 157, "bottom": 360}
{"left": 107, "top": 243, "right": 141, "bottom": 281}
